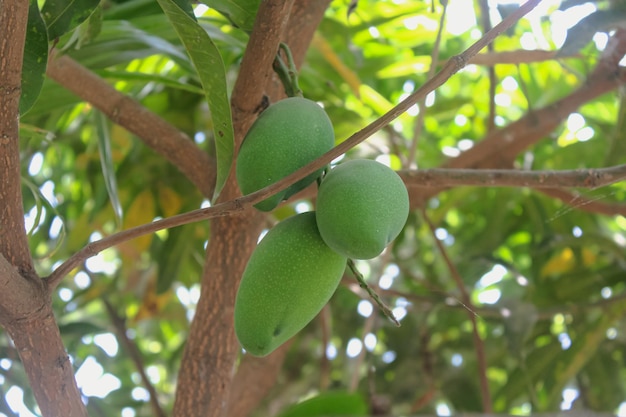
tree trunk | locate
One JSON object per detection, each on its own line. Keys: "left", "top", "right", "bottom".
{"left": 173, "top": 1, "right": 295, "bottom": 415}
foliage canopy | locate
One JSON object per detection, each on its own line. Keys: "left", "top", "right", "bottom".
{"left": 0, "top": 0, "right": 625, "bottom": 416}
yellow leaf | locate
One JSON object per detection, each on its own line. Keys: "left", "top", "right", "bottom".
{"left": 158, "top": 186, "right": 183, "bottom": 218}
{"left": 133, "top": 276, "right": 171, "bottom": 322}
{"left": 582, "top": 247, "right": 597, "bottom": 267}
{"left": 540, "top": 247, "right": 575, "bottom": 277}
{"left": 120, "top": 190, "right": 155, "bottom": 258}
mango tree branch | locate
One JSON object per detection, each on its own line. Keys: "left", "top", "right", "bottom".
{"left": 0, "top": 0, "right": 34, "bottom": 273}
{"left": 172, "top": 2, "right": 295, "bottom": 416}
{"left": 46, "top": 51, "right": 216, "bottom": 198}
{"left": 225, "top": 2, "right": 332, "bottom": 414}
{"left": 230, "top": 1, "right": 294, "bottom": 152}
{"left": 0, "top": 255, "right": 87, "bottom": 417}
{"left": 44, "top": 163, "right": 625, "bottom": 289}
{"left": 399, "top": 165, "right": 626, "bottom": 189}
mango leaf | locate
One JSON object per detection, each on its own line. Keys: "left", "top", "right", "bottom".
{"left": 171, "top": 0, "right": 195, "bottom": 20}
{"left": 558, "top": 9, "right": 626, "bottom": 57}
{"left": 199, "top": 0, "right": 261, "bottom": 32}
{"left": 94, "top": 110, "right": 123, "bottom": 227}
{"left": 59, "top": 321, "right": 107, "bottom": 336}
{"left": 277, "top": 391, "right": 369, "bottom": 417}
{"left": 61, "top": 5, "right": 103, "bottom": 51}
{"left": 41, "top": 0, "right": 102, "bottom": 40}
{"left": 156, "top": 225, "right": 191, "bottom": 293}
{"left": 96, "top": 70, "right": 205, "bottom": 95}
{"left": 21, "top": 0, "right": 48, "bottom": 116}
{"left": 157, "top": 0, "right": 234, "bottom": 201}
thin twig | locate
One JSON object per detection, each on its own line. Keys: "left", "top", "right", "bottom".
{"left": 102, "top": 299, "right": 166, "bottom": 417}
{"left": 478, "top": 0, "right": 497, "bottom": 132}
{"left": 44, "top": 163, "right": 626, "bottom": 289}
{"left": 348, "top": 259, "right": 399, "bottom": 326}
{"left": 539, "top": 188, "right": 626, "bottom": 217}
{"left": 407, "top": 1, "right": 448, "bottom": 167}
{"left": 421, "top": 208, "right": 493, "bottom": 413}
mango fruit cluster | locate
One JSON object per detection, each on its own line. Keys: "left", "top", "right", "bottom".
{"left": 235, "top": 98, "right": 409, "bottom": 356}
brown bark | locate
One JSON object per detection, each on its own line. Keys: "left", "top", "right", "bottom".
{"left": 46, "top": 51, "right": 216, "bottom": 198}
{"left": 226, "top": 342, "right": 293, "bottom": 417}
{"left": 225, "top": 3, "right": 332, "bottom": 416}
{"left": 0, "top": 0, "right": 33, "bottom": 273}
{"left": 0, "top": 255, "right": 86, "bottom": 417}
{"left": 0, "top": 2, "right": 87, "bottom": 416}
{"left": 173, "top": 2, "right": 294, "bottom": 416}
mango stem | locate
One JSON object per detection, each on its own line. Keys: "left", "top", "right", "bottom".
{"left": 272, "top": 42, "right": 303, "bottom": 98}
{"left": 347, "top": 259, "right": 400, "bottom": 326}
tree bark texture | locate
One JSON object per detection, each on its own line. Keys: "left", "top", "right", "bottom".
{"left": 1, "top": 257, "right": 87, "bottom": 417}
{"left": 46, "top": 51, "right": 216, "bottom": 198}
{"left": 0, "top": 0, "right": 34, "bottom": 273}
{"left": 173, "top": 1, "right": 295, "bottom": 416}
{"left": 0, "top": 2, "right": 88, "bottom": 416}
{"left": 225, "top": 2, "right": 333, "bottom": 415}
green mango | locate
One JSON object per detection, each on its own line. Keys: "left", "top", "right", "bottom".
{"left": 234, "top": 212, "right": 347, "bottom": 356}
{"left": 315, "top": 159, "right": 409, "bottom": 259}
{"left": 236, "top": 97, "right": 334, "bottom": 212}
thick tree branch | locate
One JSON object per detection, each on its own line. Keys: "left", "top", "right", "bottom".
{"left": 0, "top": 0, "right": 34, "bottom": 273}
{"left": 443, "top": 32, "right": 626, "bottom": 173}
{"left": 226, "top": 342, "right": 292, "bottom": 417}
{"left": 442, "top": 75, "right": 626, "bottom": 173}
{"left": 230, "top": 1, "right": 294, "bottom": 154}
{"left": 0, "top": 254, "right": 87, "bottom": 417}
{"left": 468, "top": 50, "right": 567, "bottom": 66}
{"left": 399, "top": 165, "right": 626, "bottom": 189}
{"left": 226, "top": 1, "right": 333, "bottom": 414}
{"left": 173, "top": 2, "right": 294, "bottom": 416}
{"left": 46, "top": 51, "right": 216, "bottom": 197}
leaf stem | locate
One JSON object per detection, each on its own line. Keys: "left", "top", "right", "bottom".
{"left": 347, "top": 259, "right": 400, "bottom": 326}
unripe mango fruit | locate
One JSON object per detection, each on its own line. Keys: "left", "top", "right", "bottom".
{"left": 236, "top": 97, "right": 334, "bottom": 212}
{"left": 316, "top": 159, "right": 409, "bottom": 259}
{"left": 234, "top": 212, "right": 347, "bottom": 356}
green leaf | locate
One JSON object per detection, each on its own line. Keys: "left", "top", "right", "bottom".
{"left": 171, "top": 0, "right": 195, "bottom": 20}
{"left": 94, "top": 110, "right": 123, "bottom": 227}
{"left": 156, "top": 225, "right": 192, "bottom": 293}
{"left": 61, "top": 4, "right": 103, "bottom": 51}
{"left": 42, "top": 0, "right": 102, "bottom": 40}
{"left": 96, "top": 69, "right": 205, "bottom": 95}
{"left": 199, "top": 0, "right": 261, "bottom": 32}
{"left": 59, "top": 321, "right": 107, "bottom": 336}
{"left": 277, "top": 391, "right": 369, "bottom": 417}
{"left": 157, "top": 0, "right": 234, "bottom": 200}
{"left": 20, "top": 0, "right": 49, "bottom": 116}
